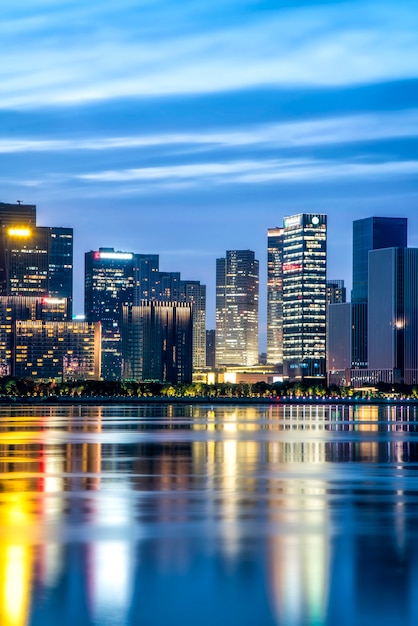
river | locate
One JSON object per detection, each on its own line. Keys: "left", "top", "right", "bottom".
{"left": 1, "top": 402, "right": 418, "bottom": 625}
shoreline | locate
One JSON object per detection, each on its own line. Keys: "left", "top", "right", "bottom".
{"left": 0, "top": 395, "right": 416, "bottom": 406}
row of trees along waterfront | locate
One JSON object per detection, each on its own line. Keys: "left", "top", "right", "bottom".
{"left": 1, "top": 377, "right": 418, "bottom": 400}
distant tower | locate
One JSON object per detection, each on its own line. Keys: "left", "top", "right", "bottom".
{"left": 216, "top": 250, "right": 259, "bottom": 367}
{"left": 206, "top": 330, "right": 216, "bottom": 368}
{"left": 179, "top": 280, "right": 206, "bottom": 370}
{"left": 326, "top": 280, "right": 346, "bottom": 305}
{"left": 156, "top": 271, "right": 181, "bottom": 301}
{"left": 267, "top": 227, "right": 284, "bottom": 366}
{"left": 133, "top": 254, "right": 160, "bottom": 303}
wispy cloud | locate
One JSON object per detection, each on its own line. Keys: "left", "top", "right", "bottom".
{"left": 78, "top": 158, "right": 418, "bottom": 189}
{"left": 1, "top": 1, "right": 417, "bottom": 107}
{"left": 1, "top": 109, "right": 417, "bottom": 153}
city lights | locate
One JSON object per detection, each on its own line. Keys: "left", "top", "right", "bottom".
{"left": 7, "top": 227, "right": 31, "bottom": 237}
{"left": 96, "top": 251, "right": 133, "bottom": 260}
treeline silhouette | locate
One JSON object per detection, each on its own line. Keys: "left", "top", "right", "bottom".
{"left": 0, "top": 376, "right": 417, "bottom": 400}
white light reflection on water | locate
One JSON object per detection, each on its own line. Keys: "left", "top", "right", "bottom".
{"left": 0, "top": 402, "right": 418, "bottom": 625}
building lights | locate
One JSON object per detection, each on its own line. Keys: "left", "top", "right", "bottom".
{"left": 42, "top": 298, "right": 66, "bottom": 305}
{"left": 95, "top": 251, "right": 133, "bottom": 261}
{"left": 7, "top": 227, "right": 31, "bottom": 237}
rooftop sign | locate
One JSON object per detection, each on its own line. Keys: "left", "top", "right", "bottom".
{"left": 95, "top": 251, "right": 133, "bottom": 260}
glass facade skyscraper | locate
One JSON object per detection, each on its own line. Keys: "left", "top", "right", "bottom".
{"left": 326, "top": 279, "right": 346, "bottom": 305}
{"left": 0, "top": 202, "right": 36, "bottom": 227}
{"left": 282, "top": 214, "right": 327, "bottom": 378}
{"left": 267, "top": 227, "right": 284, "bottom": 366}
{"left": 133, "top": 254, "right": 160, "bottom": 303}
{"left": 0, "top": 203, "right": 73, "bottom": 315}
{"left": 48, "top": 227, "right": 73, "bottom": 303}
{"left": 216, "top": 250, "right": 259, "bottom": 367}
{"left": 368, "top": 247, "right": 418, "bottom": 385}
{"left": 179, "top": 280, "right": 206, "bottom": 370}
{"left": 85, "top": 248, "right": 207, "bottom": 378}
{"left": 351, "top": 216, "right": 407, "bottom": 370}
{"left": 122, "top": 301, "right": 193, "bottom": 384}
{"left": 85, "top": 248, "right": 134, "bottom": 380}
{"left": 352, "top": 217, "right": 407, "bottom": 304}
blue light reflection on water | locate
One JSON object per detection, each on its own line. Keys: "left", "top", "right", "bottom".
{"left": 1, "top": 403, "right": 418, "bottom": 625}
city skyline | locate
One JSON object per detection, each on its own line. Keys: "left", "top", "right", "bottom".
{"left": 1, "top": 0, "right": 417, "bottom": 343}
{"left": 1, "top": 201, "right": 416, "bottom": 352}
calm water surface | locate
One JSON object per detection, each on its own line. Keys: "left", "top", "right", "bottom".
{"left": 1, "top": 402, "right": 418, "bottom": 626}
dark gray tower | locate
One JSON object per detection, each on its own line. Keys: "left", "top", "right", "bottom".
{"left": 351, "top": 217, "right": 407, "bottom": 369}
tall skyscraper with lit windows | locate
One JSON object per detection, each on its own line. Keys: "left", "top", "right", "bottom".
{"left": 216, "top": 250, "right": 259, "bottom": 367}
{"left": 282, "top": 213, "right": 327, "bottom": 378}
{"left": 133, "top": 254, "right": 160, "bottom": 303}
{"left": 267, "top": 214, "right": 327, "bottom": 378}
{"left": 326, "top": 279, "right": 346, "bottom": 305}
{"left": 179, "top": 280, "right": 206, "bottom": 369}
{"left": 122, "top": 301, "right": 193, "bottom": 384}
{"left": 85, "top": 248, "right": 134, "bottom": 380}
{"left": 0, "top": 202, "right": 73, "bottom": 315}
{"left": 267, "top": 227, "right": 284, "bottom": 365}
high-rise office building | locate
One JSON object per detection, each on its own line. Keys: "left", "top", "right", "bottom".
{"left": 179, "top": 280, "right": 206, "bottom": 370}
{"left": 351, "top": 217, "right": 407, "bottom": 370}
{"left": 122, "top": 301, "right": 193, "bottom": 384}
{"left": 367, "top": 247, "right": 418, "bottom": 385}
{"left": 328, "top": 217, "right": 412, "bottom": 386}
{"left": 86, "top": 245, "right": 207, "bottom": 377}
{"left": 267, "top": 227, "right": 284, "bottom": 365}
{"left": 133, "top": 254, "right": 160, "bottom": 303}
{"left": 326, "top": 280, "right": 346, "bottom": 305}
{"left": 157, "top": 271, "right": 181, "bottom": 301}
{"left": 48, "top": 227, "right": 73, "bottom": 302}
{"left": 327, "top": 302, "right": 351, "bottom": 385}
{"left": 352, "top": 217, "right": 407, "bottom": 304}
{"left": 0, "top": 225, "right": 49, "bottom": 296}
{"left": 216, "top": 250, "right": 259, "bottom": 367}
{"left": 14, "top": 320, "right": 101, "bottom": 381}
{"left": 85, "top": 248, "right": 134, "bottom": 380}
{"left": 0, "top": 202, "right": 73, "bottom": 314}
{"left": 0, "top": 296, "right": 70, "bottom": 375}
{"left": 282, "top": 213, "right": 327, "bottom": 378}
{"left": 0, "top": 202, "right": 36, "bottom": 226}
{"left": 206, "top": 330, "right": 216, "bottom": 368}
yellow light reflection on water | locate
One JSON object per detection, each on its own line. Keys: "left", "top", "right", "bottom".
{"left": 0, "top": 493, "right": 33, "bottom": 626}
{"left": 356, "top": 405, "right": 379, "bottom": 461}
{"left": 1, "top": 545, "right": 31, "bottom": 626}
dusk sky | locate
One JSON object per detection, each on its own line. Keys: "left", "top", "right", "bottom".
{"left": 1, "top": 0, "right": 417, "bottom": 344}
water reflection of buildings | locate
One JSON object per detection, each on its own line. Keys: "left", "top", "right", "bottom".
{"left": 265, "top": 408, "right": 330, "bottom": 626}
{"left": 0, "top": 408, "right": 104, "bottom": 625}
{"left": 264, "top": 402, "right": 418, "bottom": 625}
{"left": 192, "top": 406, "right": 262, "bottom": 557}
{"left": 2, "top": 404, "right": 418, "bottom": 624}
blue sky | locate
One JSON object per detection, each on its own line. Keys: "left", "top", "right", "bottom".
{"left": 1, "top": 0, "right": 417, "bottom": 342}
